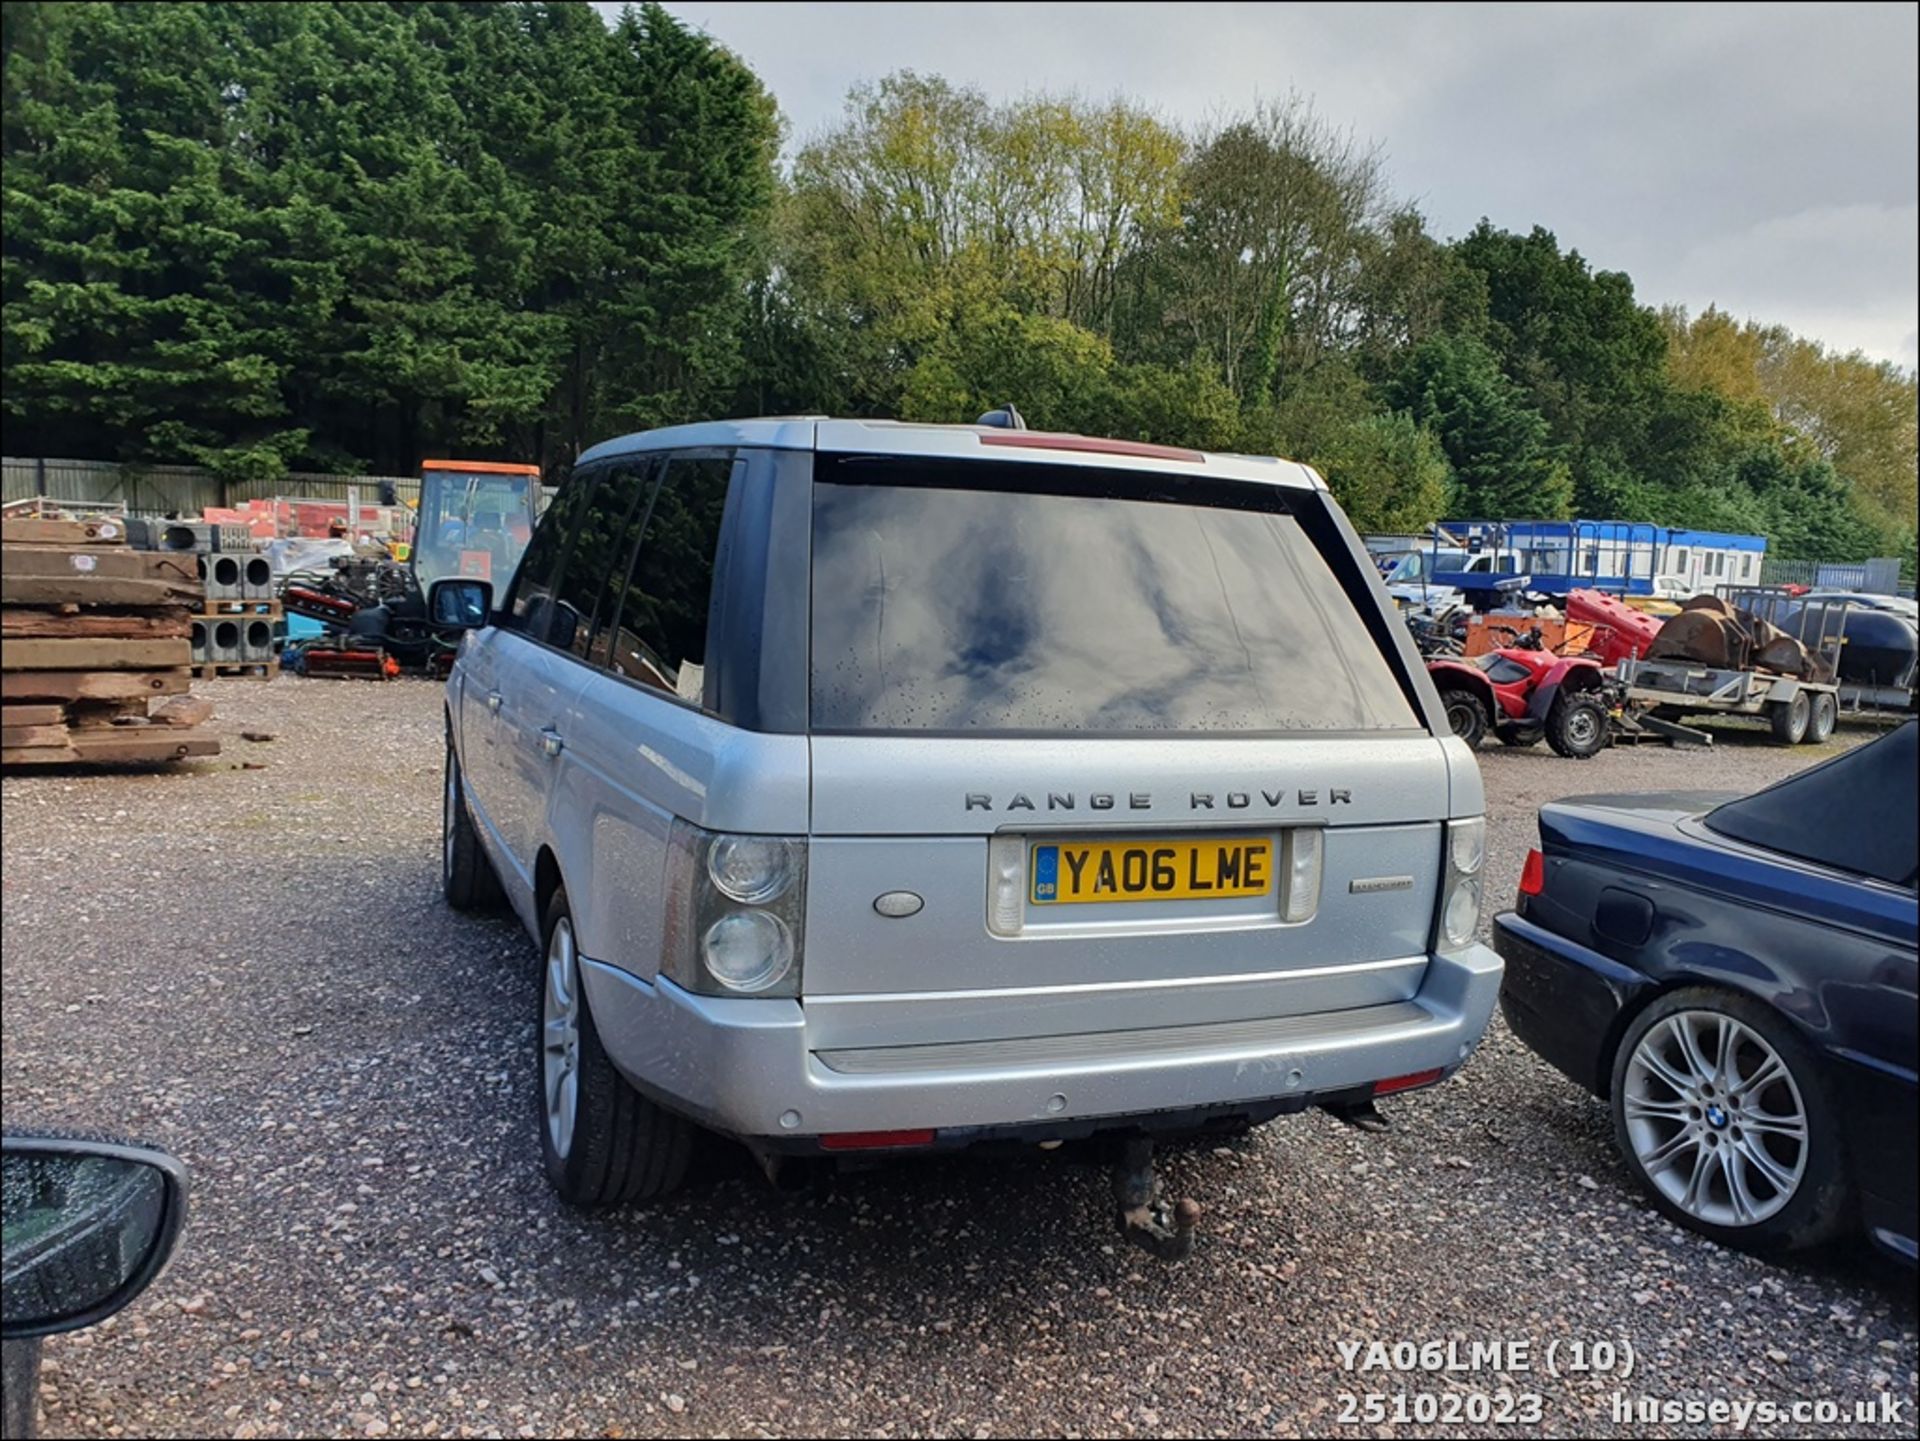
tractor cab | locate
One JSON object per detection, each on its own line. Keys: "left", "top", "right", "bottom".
{"left": 412, "top": 461, "right": 540, "bottom": 593}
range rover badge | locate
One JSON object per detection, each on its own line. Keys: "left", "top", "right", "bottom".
{"left": 874, "top": 891, "right": 924, "bottom": 918}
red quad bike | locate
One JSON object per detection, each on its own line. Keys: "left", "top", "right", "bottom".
{"left": 1426, "top": 625, "right": 1613, "bottom": 759}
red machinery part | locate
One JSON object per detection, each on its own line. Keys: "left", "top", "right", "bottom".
{"left": 1565, "top": 588, "right": 1662, "bottom": 667}
{"left": 301, "top": 649, "right": 397, "bottom": 681}
{"left": 282, "top": 585, "right": 359, "bottom": 619}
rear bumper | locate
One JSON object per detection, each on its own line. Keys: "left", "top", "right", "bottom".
{"left": 580, "top": 944, "right": 1503, "bottom": 1143}
{"left": 1493, "top": 911, "right": 1649, "bottom": 1097}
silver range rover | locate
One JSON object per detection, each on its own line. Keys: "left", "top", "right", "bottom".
{"left": 437, "top": 417, "right": 1499, "bottom": 1251}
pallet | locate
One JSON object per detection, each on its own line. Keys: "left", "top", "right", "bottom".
{"left": 198, "top": 599, "right": 282, "bottom": 617}
{"left": 1, "top": 730, "right": 221, "bottom": 768}
{"left": 191, "top": 662, "right": 278, "bottom": 682}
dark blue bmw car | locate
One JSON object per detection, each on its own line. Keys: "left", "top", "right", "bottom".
{"left": 1494, "top": 720, "right": 1917, "bottom": 1263}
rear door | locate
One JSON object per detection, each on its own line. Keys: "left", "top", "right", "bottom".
{"left": 799, "top": 452, "right": 1454, "bottom": 1050}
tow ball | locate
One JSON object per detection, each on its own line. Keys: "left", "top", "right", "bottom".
{"left": 1112, "top": 1137, "right": 1202, "bottom": 1262}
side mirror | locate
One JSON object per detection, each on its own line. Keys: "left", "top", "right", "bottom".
{"left": 428, "top": 577, "right": 494, "bottom": 630}
{"left": 1, "top": 1135, "right": 187, "bottom": 1341}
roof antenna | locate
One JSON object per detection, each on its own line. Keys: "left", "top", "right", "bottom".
{"left": 976, "top": 404, "right": 1027, "bottom": 430}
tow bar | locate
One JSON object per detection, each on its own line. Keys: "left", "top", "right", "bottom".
{"left": 1113, "top": 1137, "right": 1202, "bottom": 1261}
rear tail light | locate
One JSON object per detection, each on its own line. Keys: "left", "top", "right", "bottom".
{"left": 664, "top": 821, "right": 807, "bottom": 997}
{"left": 977, "top": 431, "right": 1204, "bottom": 463}
{"left": 1435, "top": 817, "right": 1485, "bottom": 953}
{"left": 819, "top": 1130, "right": 936, "bottom": 1152}
{"left": 1518, "top": 848, "right": 1546, "bottom": 899}
{"left": 1374, "top": 1068, "right": 1445, "bottom": 1097}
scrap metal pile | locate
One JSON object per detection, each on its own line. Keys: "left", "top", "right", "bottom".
{"left": 1644, "top": 593, "right": 1836, "bottom": 682}
{"left": 279, "top": 554, "right": 446, "bottom": 679}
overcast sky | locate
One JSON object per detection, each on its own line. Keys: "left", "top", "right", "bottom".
{"left": 620, "top": 2, "right": 1918, "bottom": 369}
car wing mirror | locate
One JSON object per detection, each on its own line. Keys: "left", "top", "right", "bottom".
{"left": 1, "top": 1134, "right": 187, "bottom": 1341}
{"left": 428, "top": 577, "right": 494, "bottom": 630}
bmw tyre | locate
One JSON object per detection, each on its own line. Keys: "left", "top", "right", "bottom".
{"left": 1804, "top": 690, "right": 1837, "bottom": 745}
{"left": 443, "top": 729, "right": 506, "bottom": 912}
{"left": 1438, "top": 687, "right": 1488, "bottom": 748}
{"left": 1610, "top": 988, "right": 1849, "bottom": 1254}
{"left": 539, "top": 886, "right": 693, "bottom": 1206}
{"left": 1545, "top": 692, "right": 1608, "bottom": 759}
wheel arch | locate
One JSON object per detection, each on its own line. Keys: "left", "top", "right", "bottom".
{"left": 1428, "top": 663, "right": 1498, "bottom": 715}
{"left": 535, "top": 845, "right": 564, "bottom": 930}
{"left": 1593, "top": 968, "right": 1830, "bottom": 1099}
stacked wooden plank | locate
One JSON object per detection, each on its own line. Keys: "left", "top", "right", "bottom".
{"left": 1, "top": 517, "right": 222, "bottom": 767}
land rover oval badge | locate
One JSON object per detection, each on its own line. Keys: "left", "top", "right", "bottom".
{"left": 874, "top": 891, "right": 924, "bottom": 918}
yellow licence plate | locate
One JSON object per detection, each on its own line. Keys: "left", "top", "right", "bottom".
{"left": 1030, "top": 837, "right": 1273, "bottom": 905}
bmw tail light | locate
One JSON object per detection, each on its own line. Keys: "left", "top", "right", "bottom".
{"left": 1518, "top": 848, "right": 1545, "bottom": 899}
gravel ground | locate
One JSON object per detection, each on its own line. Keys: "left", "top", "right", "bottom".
{"left": 2, "top": 678, "right": 1912, "bottom": 1440}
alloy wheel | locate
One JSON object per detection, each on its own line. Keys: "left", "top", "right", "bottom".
{"left": 542, "top": 918, "right": 582, "bottom": 1160}
{"left": 1621, "top": 1010, "right": 1808, "bottom": 1228}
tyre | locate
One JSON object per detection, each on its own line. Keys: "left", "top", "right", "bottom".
{"left": 1768, "top": 691, "right": 1810, "bottom": 745}
{"left": 1545, "top": 692, "right": 1608, "bottom": 759}
{"left": 1609, "top": 988, "right": 1849, "bottom": 1254}
{"left": 539, "top": 886, "right": 693, "bottom": 1206}
{"left": 1438, "top": 687, "right": 1488, "bottom": 748}
{"left": 443, "top": 731, "right": 506, "bottom": 912}
{"left": 1804, "top": 690, "right": 1836, "bottom": 745}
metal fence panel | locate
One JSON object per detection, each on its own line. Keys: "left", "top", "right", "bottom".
{"left": 1759, "top": 555, "right": 1903, "bottom": 595}
{"left": 4, "top": 456, "right": 418, "bottom": 516}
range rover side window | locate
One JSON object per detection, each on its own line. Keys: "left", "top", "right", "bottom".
{"left": 586, "top": 457, "right": 665, "bottom": 669}
{"left": 599, "top": 451, "right": 735, "bottom": 704}
{"left": 506, "top": 467, "right": 600, "bottom": 643}
{"left": 547, "top": 460, "right": 654, "bottom": 661}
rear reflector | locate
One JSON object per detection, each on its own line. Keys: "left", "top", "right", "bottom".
{"left": 818, "top": 1129, "right": 936, "bottom": 1152}
{"left": 1519, "top": 848, "right": 1546, "bottom": 898}
{"left": 978, "top": 431, "right": 1204, "bottom": 463}
{"left": 1373, "top": 1068, "right": 1445, "bottom": 1097}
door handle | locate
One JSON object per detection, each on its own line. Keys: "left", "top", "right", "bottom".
{"left": 486, "top": 691, "right": 503, "bottom": 713}
{"left": 539, "top": 726, "right": 564, "bottom": 758}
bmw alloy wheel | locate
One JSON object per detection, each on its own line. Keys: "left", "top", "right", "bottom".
{"left": 542, "top": 917, "right": 582, "bottom": 1160}
{"left": 1621, "top": 1010, "right": 1808, "bottom": 1228}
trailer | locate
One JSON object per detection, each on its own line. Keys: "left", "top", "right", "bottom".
{"left": 1620, "top": 657, "right": 1839, "bottom": 745}
{"left": 1618, "top": 589, "right": 1850, "bottom": 745}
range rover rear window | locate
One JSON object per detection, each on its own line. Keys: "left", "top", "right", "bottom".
{"left": 808, "top": 456, "right": 1419, "bottom": 735}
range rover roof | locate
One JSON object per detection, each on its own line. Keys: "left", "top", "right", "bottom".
{"left": 573, "top": 417, "right": 1324, "bottom": 490}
